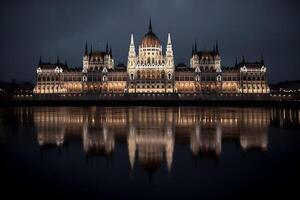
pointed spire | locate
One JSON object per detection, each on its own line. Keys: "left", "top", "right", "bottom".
{"left": 235, "top": 58, "right": 238, "bottom": 67}
{"left": 166, "top": 33, "right": 173, "bottom": 58}
{"left": 57, "top": 56, "right": 60, "bottom": 66}
{"left": 89, "top": 44, "right": 93, "bottom": 55}
{"left": 216, "top": 40, "right": 219, "bottom": 53}
{"left": 242, "top": 55, "right": 245, "bottom": 65}
{"left": 109, "top": 45, "right": 112, "bottom": 57}
{"left": 84, "top": 41, "right": 88, "bottom": 55}
{"left": 39, "top": 56, "right": 42, "bottom": 65}
{"left": 260, "top": 55, "right": 264, "bottom": 65}
{"left": 130, "top": 33, "right": 135, "bottom": 46}
{"left": 192, "top": 45, "right": 195, "bottom": 55}
{"left": 149, "top": 18, "right": 152, "bottom": 32}
{"left": 194, "top": 40, "right": 198, "bottom": 53}
{"left": 167, "top": 33, "right": 172, "bottom": 45}
{"left": 106, "top": 40, "right": 109, "bottom": 53}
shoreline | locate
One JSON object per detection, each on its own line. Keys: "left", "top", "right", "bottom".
{"left": 0, "top": 94, "right": 299, "bottom": 107}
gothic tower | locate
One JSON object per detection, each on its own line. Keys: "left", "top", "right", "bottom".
{"left": 127, "top": 33, "right": 136, "bottom": 80}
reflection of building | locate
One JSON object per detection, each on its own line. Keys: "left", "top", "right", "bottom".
{"left": 34, "top": 20, "right": 269, "bottom": 94}
{"left": 35, "top": 109, "right": 66, "bottom": 147}
{"left": 32, "top": 106, "right": 273, "bottom": 171}
{"left": 174, "top": 107, "right": 270, "bottom": 157}
{"left": 239, "top": 110, "right": 269, "bottom": 150}
{"left": 270, "top": 108, "right": 300, "bottom": 128}
{"left": 127, "top": 107, "right": 175, "bottom": 172}
{"left": 127, "top": 125, "right": 174, "bottom": 172}
{"left": 82, "top": 124, "right": 115, "bottom": 156}
{"left": 190, "top": 124, "right": 222, "bottom": 157}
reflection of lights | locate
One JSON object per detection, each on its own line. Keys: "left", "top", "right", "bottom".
{"left": 30, "top": 107, "right": 300, "bottom": 166}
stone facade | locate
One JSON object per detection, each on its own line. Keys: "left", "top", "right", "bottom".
{"left": 33, "top": 21, "right": 269, "bottom": 94}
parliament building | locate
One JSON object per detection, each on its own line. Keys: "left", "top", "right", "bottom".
{"left": 33, "top": 21, "right": 270, "bottom": 94}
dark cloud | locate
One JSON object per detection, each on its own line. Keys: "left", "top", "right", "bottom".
{"left": 0, "top": 0, "right": 299, "bottom": 83}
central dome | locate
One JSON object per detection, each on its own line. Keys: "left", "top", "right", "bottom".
{"left": 140, "top": 20, "right": 161, "bottom": 48}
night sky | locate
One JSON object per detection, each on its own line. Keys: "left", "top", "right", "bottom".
{"left": 0, "top": 0, "right": 299, "bottom": 84}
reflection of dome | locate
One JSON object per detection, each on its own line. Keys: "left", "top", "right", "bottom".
{"left": 140, "top": 158, "right": 161, "bottom": 174}
{"left": 140, "top": 20, "right": 161, "bottom": 48}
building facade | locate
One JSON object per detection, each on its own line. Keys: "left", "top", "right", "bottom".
{"left": 33, "top": 21, "right": 270, "bottom": 94}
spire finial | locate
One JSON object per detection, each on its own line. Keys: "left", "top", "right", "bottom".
{"left": 89, "top": 44, "right": 93, "bottom": 55}
{"left": 130, "top": 33, "right": 135, "bottom": 46}
{"left": 167, "top": 33, "right": 172, "bottom": 45}
{"left": 242, "top": 55, "right": 245, "bottom": 64}
{"left": 261, "top": 55, "right": 264, "bottom": 65}
{"left": 39, "top": 56, "right": 42, "bottom": 65}
{"left": 106, "top": 40, "right": 109, "bottom": 53}
{"left": 216, "top": 40, "right": 219, "bottom": 53}
{"left": 149, "top": 18, "right": 152, "bottom": 32}
{"left": 109, "top": 45, "right": 112, "bottom": 57}
{"left": 57, "top": 56, "right": 60, "bottom": 66}
{"left": 194, "top": 40, "right": 198, "bottom": 52}
{"left": 84, "top": 41, "right": 88, "bottom": 55}
{"left": 192, "top": 44, "right": 195, "bottom": 55}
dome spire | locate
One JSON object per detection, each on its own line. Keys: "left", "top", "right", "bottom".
{"left": 149, "top": 18, "right": 152, "bottom": 32}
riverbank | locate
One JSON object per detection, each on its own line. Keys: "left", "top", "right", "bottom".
{"left": 0, "top": 93, "right": 299, "bottom": 107}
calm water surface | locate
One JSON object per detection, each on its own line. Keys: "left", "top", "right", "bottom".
{"left": 0, "top": 106, "right": 300, "bottom": 199}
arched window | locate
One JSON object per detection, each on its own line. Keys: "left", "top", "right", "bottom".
{"left": 130, "top": 73, "right": 134, "bottom": 80}
{"left": 147, "top": 70, "right": 150, "bottom": 78}
{"left": 137, "top": 70, "right": 141, "bottom": 79}
{"left": 196, "top": 75, "right": 200, "bottom": 82}
{"left": 161, "top": 71, "right": 165, "bottom": 79}
{"left": 168, "top": 73, "right": 172, "bottom": 80}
